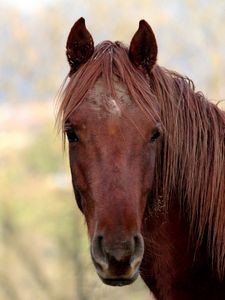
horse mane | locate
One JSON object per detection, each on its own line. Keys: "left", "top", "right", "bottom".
{"left": 150, "top": 66, "right": 225, "bottom": 280}
{"left": 57, "top": 41, "right": 225, "bottom": 280}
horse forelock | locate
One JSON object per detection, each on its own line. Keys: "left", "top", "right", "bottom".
{"left": 57, "top": 41, "right": 160, "bottom": 127}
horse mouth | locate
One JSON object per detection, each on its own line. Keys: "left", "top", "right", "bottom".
{"left": 99, "top": 271, "right": 139, "bottom": 286}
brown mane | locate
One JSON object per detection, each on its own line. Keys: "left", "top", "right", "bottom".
{"left": 150, "top": 65, "right": 225, "bottom": 280}
{"left": 57, "top": 41, "right": 225, "bottom": 280}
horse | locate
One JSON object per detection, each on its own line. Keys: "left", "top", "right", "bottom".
{"left": 57, "top": 18, "right": 225, "bottom": 300}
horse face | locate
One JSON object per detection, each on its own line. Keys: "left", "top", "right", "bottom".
{"left": 66, "top": 77, "right": 161, "bottom": 286}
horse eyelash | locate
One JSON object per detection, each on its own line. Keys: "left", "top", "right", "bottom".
{"left": 64, "top": 121, "right": 72, "bottom": 132}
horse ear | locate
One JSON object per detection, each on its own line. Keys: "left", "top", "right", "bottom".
{"left": 66, "top": 17, "right": 94, "bottom": 76}
{"left": 129, "top": 20, "right": 158, "bottom": 72}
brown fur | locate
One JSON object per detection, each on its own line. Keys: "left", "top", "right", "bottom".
{"left": 58, "top": 41, "right": 225, "bottom": 280}
{"left": 150, "top": 66, "right": 225, "bottom": 280}
{"left": 57, "top": 40, "right": 225, "bottom": 298}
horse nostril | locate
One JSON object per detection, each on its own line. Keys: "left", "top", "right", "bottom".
{"left": 96, "top": 235, "right": 104, "bottom": 255}
{"left": 133, "top": 234, "right": 144, "bottom": 257}
{"left": 130, "top": 234, "right": 144, "bottom": 268}
{"left": 92, "top": 235, "right": 108, "bottom": 271}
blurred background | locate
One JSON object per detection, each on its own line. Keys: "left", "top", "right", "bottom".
{"left": 0, "top": 0, "right": 224, "bottom": 299}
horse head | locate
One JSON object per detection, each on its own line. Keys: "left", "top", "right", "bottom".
{"left": 61, "top": 18, "right": 161, "bottom": 286}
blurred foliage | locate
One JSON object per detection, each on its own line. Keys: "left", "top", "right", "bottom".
{"left": 0, "top": 104, "right": 151, "bottom": 299}
{"left": 0, "top": 0, "right": 224, "bottom": 101}
{"left": 24, "top": 128, "right": 63, "bottom": 174}
{"left": 0, "top": 0, "right": 224, "bottom": 299}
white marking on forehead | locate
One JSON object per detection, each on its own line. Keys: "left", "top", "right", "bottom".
{"left": 86, "top": 76, "right": 133, "bottom": 117}
{"left": 106, "top": 96, "right": 121, "bottom": 115}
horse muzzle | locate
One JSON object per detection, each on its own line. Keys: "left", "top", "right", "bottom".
{"left": 91, "top": 233, "right": 144, "bottom": 286}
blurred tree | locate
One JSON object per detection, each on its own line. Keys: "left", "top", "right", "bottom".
{"left": 24, "top": 127, "right": 63, "bottom": 174}
{"left": 183, "top": 0, "right": 225, "bottom": 99}
{"left": 0, "top": 0, "right": 224, "bottom": 299}
{"left": 0, "top": 0, "right": 224, "bottom": 102}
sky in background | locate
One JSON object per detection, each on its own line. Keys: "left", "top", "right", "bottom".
{"left": 3, "top": 0, "right": 54, "bottom": 13}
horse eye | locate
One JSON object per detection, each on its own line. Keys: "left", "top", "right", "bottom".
{"left": 66, "top": 128, "right": 79, "bottom": 143}
{"left": 150, "top": 127, "right": 161, "bottom": 143}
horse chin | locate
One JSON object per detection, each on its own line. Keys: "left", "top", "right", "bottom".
{"left": 98, "top": 271, "right": 139, "bottom": 287}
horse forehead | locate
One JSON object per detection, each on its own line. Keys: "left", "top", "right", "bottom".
{"left": 85, "top": 76, "right": 134, "bottom": 116}
{"left": 71, "top": 77, "right": 151, "bottom": 134}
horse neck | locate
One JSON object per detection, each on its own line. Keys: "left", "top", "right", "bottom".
{"left": 149, "top": 66, "right": 225, "bottom": 280}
